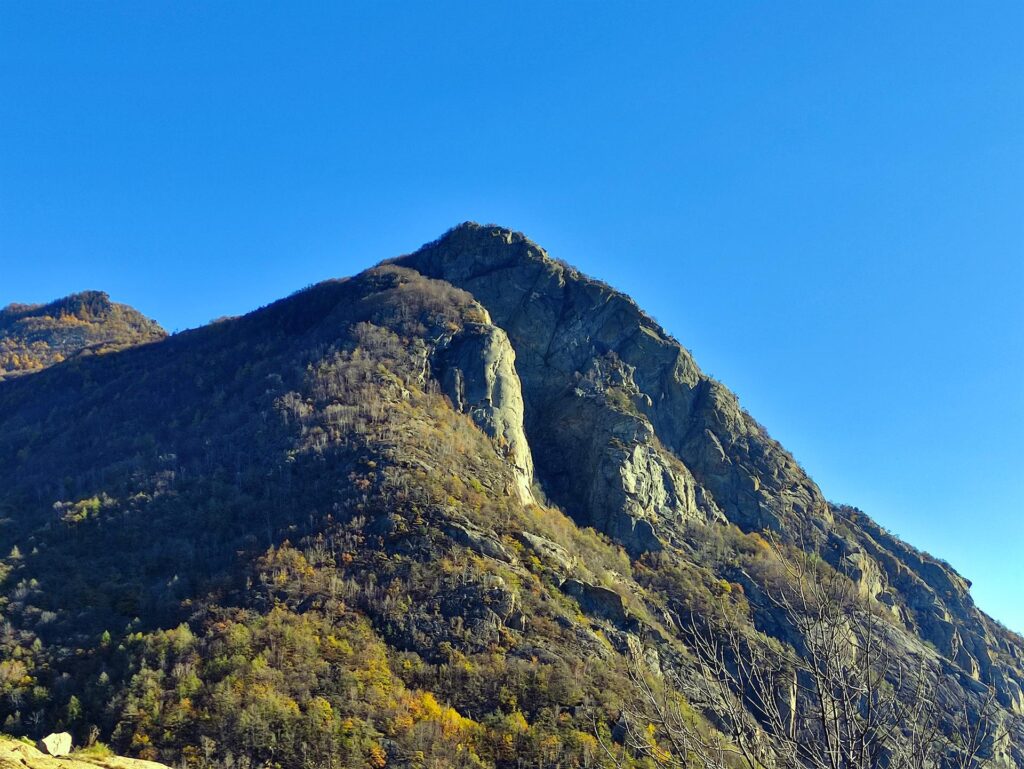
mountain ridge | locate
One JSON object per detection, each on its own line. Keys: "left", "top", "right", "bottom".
{"left": 401, "top": 222, "right": 1023, "bottom": 683}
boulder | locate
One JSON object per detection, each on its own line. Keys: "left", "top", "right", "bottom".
{"left": 1, "top": 737, "right": 173, "bottom": 769}
{"left": 561, "top": 578, "right": 630, "bottom": 626}
{"left": 515, "top": 531, "right": 576, "bottom": 573}
{"left": 443, "top": 521, "right": 513, "bottom": 563}
{"left": 38, "top": 732, "right": 72, "bottom": 757}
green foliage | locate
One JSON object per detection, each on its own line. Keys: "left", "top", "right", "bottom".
{"left": 72, "top": 741, "right": 114, "bottom": 758}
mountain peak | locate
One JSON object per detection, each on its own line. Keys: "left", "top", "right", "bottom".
{"left": 400, "top": 221, "right": 551, "bottom": 283}
{"left": 2, "top": 290, "right": 118, "bottom": 322}
{"left": 401, "top": 226, "right": 822, "bottom": 538}
{"left": 438, "top": 220, "right": 540, "bottom": 249}
{"left": 0, "top": 290, "right": 165, "bottom": 379}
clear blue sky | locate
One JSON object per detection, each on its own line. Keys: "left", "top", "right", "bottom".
{"left": 2, "top": 3, "right": 1021, "bottom": 631}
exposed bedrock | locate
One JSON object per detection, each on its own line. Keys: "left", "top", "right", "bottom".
{"left": 432, "top": 319, "right": 535, "bottom": 504}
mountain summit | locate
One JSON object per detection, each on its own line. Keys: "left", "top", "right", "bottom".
{"left": 0, "top": 225, "right": 1019, "bottom": 768}
{"left": 0, "top": 290, "right": 165, "bottom": 379}
{"left": 398, "top": 222, "right": 828, "bottom": 542}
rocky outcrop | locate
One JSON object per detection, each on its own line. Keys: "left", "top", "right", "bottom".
{"left": 443, "top": 519, "right": 514, "bottom": 563}
{"left": 832, "top": 506, "right": 1024, "bottom": 711}
{"left": 0, "top": 736, "right": 171, "bottom": 769}
{"left": 514, "top": 531, "right": 576, "bottom": 573}
{"left": 528, "top": 353, "right": 720, "bottom": 554}
{"left": 561, "top": 579, "right": 631, "bottom": 626}
{"left": 529, "top": 367, "right": 701, "bottom": 553}
{"left": 432, "top": 320, "right": 535, "bottom": 503}
{"left": 438, "top": 575, "right": 528, "bottom": 644}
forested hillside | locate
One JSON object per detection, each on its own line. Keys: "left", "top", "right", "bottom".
{"left": 0, "top": 292, "right": 165, "bottom": 379}
{"left": 0, "top": 225, "right": 1019, "bottom": 769}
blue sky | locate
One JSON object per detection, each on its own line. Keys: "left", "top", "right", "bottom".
{"left": 1, "top": 3, "right": 1021, "bottom": 631}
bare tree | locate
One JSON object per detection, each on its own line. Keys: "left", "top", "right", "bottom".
{"left": 599, "top": 540, "right": 1006, "bottom": 769}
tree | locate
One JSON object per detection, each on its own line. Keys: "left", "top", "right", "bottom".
{"left": 602, "top": 538, "right": 1007, "bottom": 769}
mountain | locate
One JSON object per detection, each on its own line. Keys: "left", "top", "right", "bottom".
{"left": 0, "top": 291, "right": 165, "bottom": 380}
{"left": 0, "top": 223, "right": 1019, "bottom": 769}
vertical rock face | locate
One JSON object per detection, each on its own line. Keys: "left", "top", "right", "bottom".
{"left": 432, "top": 319, "right": 535, "bottom": 504}
{"left": 528, "top": 351, "right": 718, "bottom": 553}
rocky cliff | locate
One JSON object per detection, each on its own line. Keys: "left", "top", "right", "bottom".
{"left": 400, "top": 224, "right": 827, "bottom": 545}
{"left": 432, "top": 317, "right": 535, "bottom": 504}
{"left": 399, "top": 222, "right": 1023, "bottom": 754}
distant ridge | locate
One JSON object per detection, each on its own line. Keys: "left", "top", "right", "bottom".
{"left": 0, "top": 290, "right": 165, "bottom": 379}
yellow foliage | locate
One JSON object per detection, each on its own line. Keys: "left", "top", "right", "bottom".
{"left": 367, "top": 743, "right": 387, "bottom": 769}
